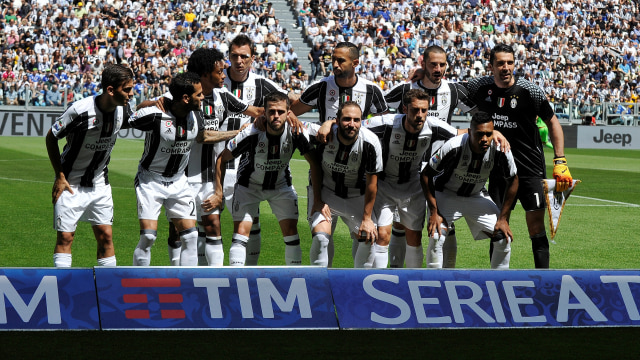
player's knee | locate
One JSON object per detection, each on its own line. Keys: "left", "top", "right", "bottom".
{"left": 56, "top": 232, "right": 74, "bottom": 247}
{"left": 139, "top": 230, "right": 157, "bottom": 248}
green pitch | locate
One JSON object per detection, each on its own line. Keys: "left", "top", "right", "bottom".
{"left": 1, "top": 136, "right": 639, "bottom": 269}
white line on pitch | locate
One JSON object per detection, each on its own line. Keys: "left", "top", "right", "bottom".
{"left": 572, "top": 195, "right": 640, "bottom": 207}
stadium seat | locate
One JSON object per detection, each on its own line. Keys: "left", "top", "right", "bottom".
{"left": 218, "top": 43, "right": 229, "bottom": 56}
{"left": 255, "top": 44, "right": 265, "bottom": 55}
{"left": 220, "top": 16, "right": 229, "bottom": 24}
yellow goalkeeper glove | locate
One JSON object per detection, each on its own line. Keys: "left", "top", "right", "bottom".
{"left": 553, "top": 157, "right": 572, "bottom": 192}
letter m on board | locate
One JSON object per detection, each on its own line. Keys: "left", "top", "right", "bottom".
{"left": 0, "top": 276, "right": 62, "bottom": 324}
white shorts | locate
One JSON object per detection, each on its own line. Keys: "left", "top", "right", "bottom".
{"left": 135, "top": 170, "right": 196, "bottom": 221}
{"left": 190, "top": 182, "right": 221, "bottom": 217}
{"left": 54, "top": 184, "right": 113, "bottom": 232}
{"left": 374, "top": 180, "right": 425, "bottom": 231}
{"left": 435, "top": 190, "right": 500, "bottom": 240}
{"left": 309, "top": 187, "right": 377, "bottom": 235}
{"left": 232, "top": 184, "right": 299, "bottom": 222}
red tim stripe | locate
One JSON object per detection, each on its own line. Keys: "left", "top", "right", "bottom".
{"left": 123, "top": 294, "right": 148, "bottom": 303}
{"left": 161, "top": 310, "right": 186, "bottom": 319}
{"left": 121, "top": 278, "right": 181, "bottom": 287}
{"left": 159, "top": 294, "right": 183, "bottom": 303}
{"left": 125, "top": 310, "right": 150, "bottom": 319}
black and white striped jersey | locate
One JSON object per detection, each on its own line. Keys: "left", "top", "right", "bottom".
{"left": 227, "top": 123, "right": 313, "bottom": 190}
{"left": 129, "top": 106, "right": 201, "bottom": 179}
{"left": 299, "top": 75, "right": 388, "bottom": 123}
{"left": 426, "top": 134, "right": 517, "bottom": 197}
{"left": 464, "top": 76, "right": 555, "bottom": 178}
{"left": 385, "top": 79, "right": 474, "bottom": 123}
{"left": 307, "top": 123, "right": 383, "bottom": 199}
{"left": 363, "top": 114, "right": 458, "bottom": 185}
{"left": 51, "top": 96, "right": 131, "bottom": 187}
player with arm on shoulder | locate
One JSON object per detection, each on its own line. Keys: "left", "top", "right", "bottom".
{"left": 422, "top": 112, "right": 518, "bottom": 269}
{"left": 46, "top": 64, "right": 134, "bottom": 267}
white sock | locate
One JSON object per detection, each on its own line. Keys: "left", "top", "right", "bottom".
{"left": 388, "top": 228, "right": 406, "bottom": 268}
{"left": 97, "top": 255, "right": 116, "bottom": 267}
{"left": 354, "top": 241, "right": 374, "bottom": 268}
{"left": 167, "top": 238, "right": 181, "bottom": 266}
{"left": 197, "top": 228, "right": 207, "bottom": 266}
{"left": 405, "top": 244, "right": 424, "bottom": 268}
{"left": 490, "top": 237, "right": 511, "bottom": 270}
{"left": 205, "top": 236, "right": 224, "bottom": 266}
{"left": 245, "top": 222, "right": 261, "bottom": 265}
{"left": 310, "top": 232, "right": 330, "bottom": 267}
{"left": 229, "top": 234, "right": 249, "bottom": 266}
{"left": 373, "top": 243, "right": 389, "bottom": 268}
{"left": 54, "top": 253, "right": 72, "bottom": 268}
{"left": 351, "top": 237, "right": 359, "bottom": 261}
{"left": 426, "top": 233, "right": 445, "bottom": 268}
{"left": 179, "top": 227, "right": 198, "bottom": 266}
{"left": 442, "top": 231, "right": 458, "bottom": 268}
{"left": 133, "top": 230, "right": 157, "bottom": 266}
{"left": 284, "top": 235, "right": 302, "bottom": 265}
{"left": 327, "top": 235, "right": 335, "bottom": 267}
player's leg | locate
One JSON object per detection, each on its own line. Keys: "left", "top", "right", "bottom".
{"left": 310, "top": 216, "right": 332, "bottom": 267}
{"left": 133, "top": 219, "right": 158, "bottom": 266}
{"left": 489, "top": 231, "right": 511, "bottom": 270}
{"left": 52, "top": 186, "right": 83, "bottom": 267}
{"left": 166, "top": 222, "right": 181, "bottom": 266}
{"left": 54, "top": 231, "right": 75, "bottom": 267}
{"left": 373, "top": 225, "right": 392, "bottom": 268}
{"left": 229, "top": 186, "right": 261, "bottom": 266}
{"left": 133, "top": 172, "right": 164, "bottom": 266}
{"left": 388, "top": 223, "right": 406, "bottom": 268}
{"left": 442, "top": 224, "right": 458, "bottom": 268}
{"left": 372, "top": 193, "right": 394, "bottom": 269}
{"left": 202, "top": 213, "right": 224, "bottom": 266}
{"left": 92, "top": 224, "right": 116, "bottom": 266}
{"left": 271, "top": 187, "right": 302, "bottom": 265}
{"left": 230, "top": 220, "right": 253, "bottom": 266}
{"left": 245, "top": 216, "right": 262, "bottom": 266}
{"left": 87, "top": 185, "right": 117, "bottom": 266}
{"left": 279, "top": 219, "right": 302, "bottom": 265}
{"left": 398, "top": 189, "right": 426, "bottom": 268}
{"left": 171, "top": 218, "right": 198, "bottom": 266}
{"left": 527, "top": 210, "right": 549, "bottom": 268}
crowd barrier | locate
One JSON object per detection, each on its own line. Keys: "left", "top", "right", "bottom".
{"left": 2, "top": 267, "right": 639, "bottom": 330}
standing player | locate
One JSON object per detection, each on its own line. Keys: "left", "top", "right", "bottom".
{"left": 464, "top": 44, "right": 572, "bottom": 268}
{"left": 364, "top": 90, "right": 461, "bottom": 268}
{"left": 46, "top": 64, "right": 134, "bottom": 267}
{"left": 422, "top": 112, "right": 518, "bottom": 269}
{"left": 308, "top": 101, "right": 383, "bottom": 268}
{"left": 221, "top": 35, "right": 289, "bottom": 266}
{"left": 383, "top": 45, "right": 476, "bottom": 269}
{"left": 213, "top": 92, "right": 319, "bottom": 266}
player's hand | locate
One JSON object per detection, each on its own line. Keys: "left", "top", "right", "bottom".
{"left": 155, "top": 97, "right": 169, "bottom": 113}
{"left": 553, "top": 157, "right": 572, "bottom": 192}
{"left": 494, "top": 219, "right": 513, "bottom": 243}
{"left": 493, "top": 130, "right": 511, "bottom": 152}
{"left": 202, "top": 193, "right": 223, "bottom": 212}
{"left": 317, "top": 120, "right": 334, "bottom": 144}
{"left": 254, "top": 115, "right": 266, "bottom": 131}
{"left": 312, "top": 201, "right": 331, "bottom": 223}
{"left": 239, "top": 122, "right": 251, "bottom": 132}
{"left": 427, "top": 211, "right": 448, "bottom": 239}
{"left": 52, "top": 177, "right": 73, "bottom": 204}
{"left": 357, "top": 218, "right": 377, "bottom": 244}
{"left": 409, "top": 68, "right": 425, "bottom": 82}
{"left": 286, "top": 111, "right": 304, "bottom": 134}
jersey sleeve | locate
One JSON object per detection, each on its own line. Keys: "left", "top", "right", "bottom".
{"left": 492, "top": 146, "right": 518, "bottom": 180}
{"left": 227, "top": 126, "right": 257, "bottom": 158}
{"left": 361, "top": 129, "right": 384, "bottom": 174}
{"left": 361, "top": 114, "right": 393, "bottom": 139}
{"left": 369, "top": 84, "right": 389, "bottom": 115}
{"left": 525, "top": 81, "right": 555, "bottom": 121}
{"left": 428, "top": 117, "right": 458, "bottom": 142}
{"left": 426, "top": 136, "right": 458, "bottom": 176}
{"left": 220, "top": 88, "right": 250, "bottom": 114}
{"left": 384, "top": 82, "right": 409, "bottom": 112}
{"left": 51, "top": 103, "right": 81, "bottom": 139}
{"left": 128, "top": 107, "right": 163, "bottom": 132}
{"left": 452, "top": 82, "right": 475, "bottom": 113}
{"left": 299, "top": 81, "right": 324, "bottom": 107}
{"left": 293, "top": 127, "right": 313, "bottom": 155}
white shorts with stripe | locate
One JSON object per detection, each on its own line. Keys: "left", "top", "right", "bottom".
{"left": 135, "top": 169, "right": 196, "bottom": 221}
{"left": 54, "top": 184, "right": 113, "bottom": 232}
{"left": 190, "top": 182, "right": 221, "bottom": 217}
{"left": 374, "top": 180, "right": 425, "bottom": 231}
{"left": 435, "top": 189, "right": 499, "bottom": 240}
{"left": 232, "top": 184, "right": 298, "bottom": 222}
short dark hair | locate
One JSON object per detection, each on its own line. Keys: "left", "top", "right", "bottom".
{"left": 264, "top": 92, "right": 290, "bottom": 110}
{"left": 169, "top": 72, "right": 201, "bottom": 100}
{"left": 230, "top": 34, "right": 255, "bottom": 55}
{"left": 335, "top": 42, "right": 359, "bottom": 60}
{"left": 470, "top": 111, "right": 493, "bottom": 128}
{"left": 403, "top": 89, "right": 430, "bottom": 106}
{"left": 422, "top": 45, "right": 446, "bottom": 60}
{"left": 187, "top": 48, "right": 225, "bottom": 76}
{"left": 101, "top": 64, "right": 134, "bottom": 89}
{"left": 489, "top": 43, "right": 515, "bottom": 65}
{"left": 336, "top": 100, "right": 362, "bottom": 120}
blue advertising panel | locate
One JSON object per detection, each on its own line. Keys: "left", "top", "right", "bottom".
{"left": 329, "top": 269, "right": 640, "bottom": 329}
{"left": 95, "top": 266, "right": 337, "bottom": 329}
{"left": 0, "top": 268, "right": 99, "bottom": 330}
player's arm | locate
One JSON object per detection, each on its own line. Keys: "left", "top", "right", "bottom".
{"left": 494, "top": 174, "right": 518, "bottom": 242}
{"left": 45, "top": 129, "right": 73, "bottom": 204}
{"left": 242, "top": 105, "right": 264, "bottom": 118}
{"left": 290, "top": 98, "right": 314, "bottom": 116}
{"left": 420, "top": 167, "right": 447, "bottom": 238}
{"left": 207, "top": 148, "right": 235, "bottom": 211}
{"left": 136, "top": 96, "right": 170, "bottom": 112}
{"left": 544, "top": 114, "right": 572, "bottom": 191}
{"left": 197, "top": 128, "right": 248, "bottom": 144}
{"left": 358, "top": 173, "right": 378, "bottom": 243}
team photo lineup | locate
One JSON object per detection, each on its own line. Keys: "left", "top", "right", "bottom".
{"left": 36, "top": 0, "right": 593, "bottom": 270}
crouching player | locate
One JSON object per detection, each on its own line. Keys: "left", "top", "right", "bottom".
{"left": 422, "top": 112, "right": 518, "bottom": 269}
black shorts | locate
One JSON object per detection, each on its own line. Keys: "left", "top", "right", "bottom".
{"left": 489, "top": 176, "right": 546, "bottom": 212}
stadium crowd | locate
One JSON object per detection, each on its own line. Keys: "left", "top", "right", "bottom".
{"left": 1, "top": 0, "right": 640, "bottom": 121}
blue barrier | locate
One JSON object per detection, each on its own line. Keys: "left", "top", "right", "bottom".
{"left": 0, "top": 268, "right": 99, "bottom": 330}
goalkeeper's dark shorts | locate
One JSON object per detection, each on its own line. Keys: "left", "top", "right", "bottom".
{"left": 488, "top": 176, "right": 546, "bottom": 212}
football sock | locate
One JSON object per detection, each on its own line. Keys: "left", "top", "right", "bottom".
{"left": 97, "top": 255, "right": 116, "bottom": 267}
{"left": 245, "top": 222, "right": 262, "bottom": 265}
{"left": 229, "top": 234, "right": 249, "bottom": 266}
{"left": 388, "top": 227, "right": 406, "bottom": 268}
{"left": 133, "top": 230, "right": 157, "bottom": 266}
{"left": 179, "top": 227, "right": 198, "bottom": 266}
{"left": 373, "top": 243, "right": 389, "bottom": 268}
{"left": 426, "top": 232, "right": 444, "bottom": 268}
{"left": 490, "top": 234, "right": 511, "bottom": 270}
{"left": 354, "top": 240, "right": 374, "bottom": 268}
{"left": 284, "top": 235, "right": 302, "bottom": 265}
{"left": 405, "top": 244, "right": 424, "bottom": 268}
{"left": 197, "top": 227, "right": 207, "bottom": 266}
{"left": 442, "top": 229, "right": 458, "bottom": 268}
{"left": 205, "top": 236, "right": 224, "bottom": 266}
{"left": 167, "top": 236, "right": 182, "bottom": 266}
{"left": 53, "top": 253, "right": 72, "bottom": 268}
{"left": 531, "top": 232, "right": 550, "bottom": 268}
{"left": 310, "top": 232, "right": 331, "bottom": 267}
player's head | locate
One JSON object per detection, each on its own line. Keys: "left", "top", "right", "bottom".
{"left": 264, "top": 92, "right": 290, "bottom": 134}
{"left": 469, "top": 111, "right": 494, "bottom": 154}
{"left": 421, "top": 45, "right": 447, "bottom": 86}
{"left": 187, "top": 48, "right": 226, "bottom": 91}
{"left": 489, "top": 44, "right": 516, "bottom": 88}
{"left": 402, "top": 89, "right": 430, "bottom": 133}
{"left": 169, "top": 71, "right": 204, "bottom": 111}
{"left": 332, "top": 42, "right": 359, "bottom": 80}
{"left": 101, "top": 64, "right": 134, "bottom": 106}
{"left": 336, "top": 101, "right": 362, "bottom": 143}
{"left": 229, "top": 34, "right": 255, "bottom": 80}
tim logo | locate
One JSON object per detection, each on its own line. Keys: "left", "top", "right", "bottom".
{"left": 121, "top": 278, "right": 185, "bottom": 320}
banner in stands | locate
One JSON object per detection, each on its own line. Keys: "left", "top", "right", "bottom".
{"left": 577, "top": 126, "right": 640, "bottom": 149}
{"left": 329, "top": 269, "right": 640, "bottom": 329}
{"left": 95, "top": 266, "right": 338, "bottom": 329}
{"left": 0, "top": 268, "right": 99, "bottom": 330}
